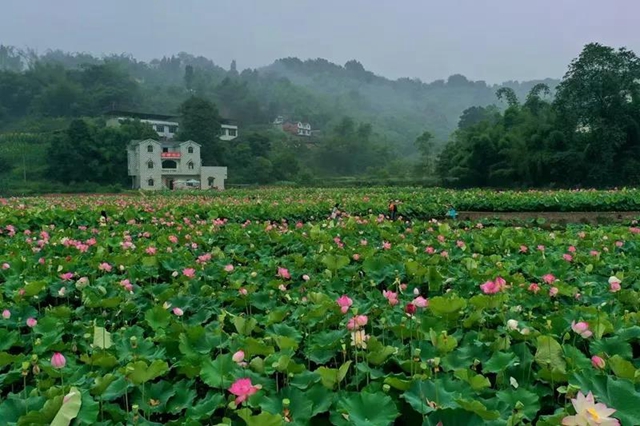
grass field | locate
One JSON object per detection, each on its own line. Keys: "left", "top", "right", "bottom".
{"left": 0, "top": 188, "right": 639, "bottom": 425}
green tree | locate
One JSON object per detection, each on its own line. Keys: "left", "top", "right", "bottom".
{"left": 177, "top": 97, "right": 224, "bottom": 166}
{"left": 414, "top": 131, "right": 435, "bottom": 176}
{"left": 554, "top": 43, "right": 640, "bottom": 185}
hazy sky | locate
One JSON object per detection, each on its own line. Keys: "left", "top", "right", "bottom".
{"left": 1, "top": 0, "right": 638, "bottom": 83}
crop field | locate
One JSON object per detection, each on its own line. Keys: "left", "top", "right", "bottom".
{"left": 1, "top": 188, "right": 640, "bottom": 425}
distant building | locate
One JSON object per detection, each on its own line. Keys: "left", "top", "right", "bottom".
{"left": 127, "top": 139, "right": 227, "bottom": 191}
{"left": 106, "top": 110, "right": 239, "bottom": 141}
{"left": 106, "top": 111, "right": 179, "bottom": 140}
{"left": 281, "top": 121, "right": 312, "bottom": 137}
{"left": 220, "top": 121, "right": 239, "bottom": 141}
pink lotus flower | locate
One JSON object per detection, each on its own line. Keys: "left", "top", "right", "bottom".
{"left": 169, "top": 235, "right": 178, "bottom": 244}
{"left": 302, "top": 274, "right": 310, "bottom": 281}
{"left": 591, "top": 355, "right": 606, "bottom": 369}
{"left": 336, "top": 295, "right": 353, "bottom": 314}
{"left": 528, "top": 283, "right": 541, "bottom": 293}
{"left": 229, "top": 378, "right": 261, "bottom": 405}
{"left": 413, "top": 296, "right": 428, "bottom": 308}
{"left": 51, "top": 352, "right": 66, "bottom": 369}
{"left": 520, "top": 245, "right": 528, "bottom": 253}
{"left": 425, "top": 246, "right": 435, "bottom": 254}
{"left": 495, "top": 276, "right": 507, "bottom": 290}
{"left": 182, "top": 268, "right": 196, "bottom": 278}
{"left": 352, "top": 254, "right": 360, "bottom": 261}
{"left": 382, "top": 290, "right": 399, "bottom": 306}
{"left": 224, "top": 264, "right": 234, "bottom": 272}
{"left": 563, "top": 254, "right": 573, "bottom": 262}
{"left": 382, "top": 241, "right": 391, "bottom": 250}
{"left": 2, "top": 309, "right": 10, "bottom": 319}
{"left": 456, "top": 240, "right": 465, "bottom": 248}
{"left": 26, "top": 317, "right": 37, "bottom": 327}
{"left": 568, "top": 246, "right": 576, "bottom": 253}
{"left": 146, "top": 247, "right": 157, "bottom": 255}
{"left": 278, "top": 284, "right": 287, "bottom": 292}
{"left": 616, "top": 241, "right": 623, "bottom": 248}
{"left": 99, "top": 262, "right": 112, "bottom": 273}
{"left": 239, "top": 288, "right": 248, "bottom": 296}
{"left": 562, "top": 391, "right": 619, "bottom": 425}
{"left": 609, "top": 276, "right": 621, "bottom": 293}
{"left": 1, "top": 263, "right": 9, "bottom": 270}
{"left": 60, "top": 272, "right": 74, "bottom": 281}
{"left": 172, "top": 307, "right": 184, "bottom": 316}
{"left": 549, "top": 287, "right": 559, "bottom": 297}
{"left": 232, "top": 350, "right": 245, "bottom": 364}
{"left": 347, "top": 315, "right": 368, "bottom": 330}
{"left": 277, "top": 267, "right": 291, "bottom": 279}
{"left": 571, "top": 321, "right": 592, "bottom": 338}
{"left": 542, "top": 274, "right": 556, "bottom": 284}
{"left": 590, "top": 250, "right": 600, "bottom": 257}
{"left": 360, "top": 239, "right": 367, "bottom": 246}
{"left": 480, "top": 280, "right": 500, "bottom": 294}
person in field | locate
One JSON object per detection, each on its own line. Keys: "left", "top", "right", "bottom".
{"left": 388, "top": 201, "right": 398, "bottom": 221}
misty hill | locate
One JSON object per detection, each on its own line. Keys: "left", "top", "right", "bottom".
{"left": 261, "top": 57, "right": 559, "bottom": 153}
{"left": 0, "top": 46, "right": 558, "bottom": 157}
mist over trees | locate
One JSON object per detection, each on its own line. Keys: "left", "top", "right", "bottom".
{"left": 0, "top": 42, "right": 638, "bottom": 192}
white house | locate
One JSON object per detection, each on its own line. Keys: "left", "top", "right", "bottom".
{"left": 127, "top": 139, "right": 227, "bottom": 191}
{"left": 281, "top": 120, "right": 312, "bottom": 137}
{"left": 106, "top": 110, "right": 239, "bottom": 141}
{"left": 220, "top": 122, "right": 239, "bottom": 141}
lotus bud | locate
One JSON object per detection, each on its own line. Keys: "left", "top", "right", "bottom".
{"left": 383, "top": 384, "right": 391, "bottom": 393}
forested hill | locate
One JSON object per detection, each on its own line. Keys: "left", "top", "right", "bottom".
{"left": 262, "top": 57, "right": 559, "bottom": 151}
{"left": 0, "top": 46, "right": 558, "bottom": 154}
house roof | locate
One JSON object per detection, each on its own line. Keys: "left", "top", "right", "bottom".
{"left": 128, "top": 139, "right": 161, "bottom": 148}
{"left": 179, "top": 140, "right": 201, "bottom": 147}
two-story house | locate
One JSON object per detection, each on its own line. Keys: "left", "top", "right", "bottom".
{"left": 127, "top": 139, "right": 227, "bottom": 191}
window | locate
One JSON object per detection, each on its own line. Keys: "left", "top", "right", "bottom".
{"left": 147, "top": 161, "right": 154, "bottom": 169}
{"left": 148, "top": 178, "right": 154, "bottom": 186}
{"left": 188, "top": 147, "right": 194, "bottom": 154}
{"left": 162, "top": 160, "right": 177, "bottom": 169}
{"left": 147, "top": 145, "right": 153, "bottom": 153}
{"left": 188, "top": 161, "right": 194, "bottom": 170}
{"left": 155, "top": 125, "right": 166, "bottom": 133}
{"left": 208, "top": 177, "right": 214, "bottom": 187}
{"left": 229, "top": 129, "right": 237, "bottom": 137}
{"left": 168, "top": 125, "right": 178, "bottom": 133}
{"left": 162, "top": 147, "right": 169, "bottom": 153}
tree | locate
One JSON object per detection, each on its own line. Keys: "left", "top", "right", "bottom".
{"left": 184, "top": 65, "right": 194, "bottom": 92}
{"left": 0, "top": 45, "right": 23, "bottom": 71}
{"left": 177, "top": 97, "right": 224, "bottom": 165}
{"left": 554, "top": 43, "right": 640, "bottom": 185}
{"left": 414, "top": 131, "right": 435, "bottom": 176}
{"left": 496, "top": 87, "right": 519, "bottom": 108}
{"left": 49, "top": 119, "right": 93, "bottom": 183}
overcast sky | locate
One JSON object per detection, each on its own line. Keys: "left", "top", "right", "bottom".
{"left": 1, "top": 0, "right": 638, "bottom": 83}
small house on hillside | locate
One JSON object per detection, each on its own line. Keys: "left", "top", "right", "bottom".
{"left": 281, "top": 121, "right": 312, "bottom": 137}
{"left": 127, "top": 139, "right": 227, "bottom": 191}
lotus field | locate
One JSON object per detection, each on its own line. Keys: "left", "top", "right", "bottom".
{"left": 1, "top": 189, "right": 640, "bottom": 425}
